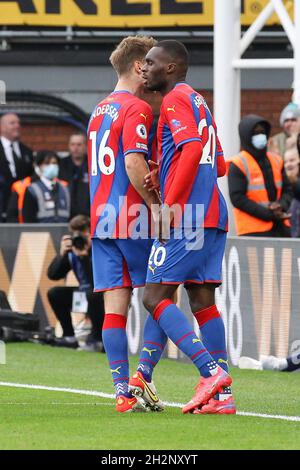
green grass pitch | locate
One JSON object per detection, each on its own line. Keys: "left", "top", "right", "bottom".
{"left": 0, "top": 343, "right": 299, "bottom": 450}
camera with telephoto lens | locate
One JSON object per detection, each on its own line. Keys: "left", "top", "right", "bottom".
{"left": 72, "top": 233, "right": 88, "bottom": 250}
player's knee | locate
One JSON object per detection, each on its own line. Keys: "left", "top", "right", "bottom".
{"left": 142, "top": 291, "right": 154, "bottom": 314}
{"left": 189, "top": 299, "right": 207, "bottom": 313}
{"left": 143, "top": 291, "right": 159, "bottom": 315}
{"left": 187, "top": 286, "right": 216, "bottom": 313}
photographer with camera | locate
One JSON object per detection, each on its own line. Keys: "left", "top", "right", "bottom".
{"left": 47, "top": 215, "right": 104, "bottom": 352}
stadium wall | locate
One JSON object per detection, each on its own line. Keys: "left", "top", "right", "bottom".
{"left": 1, "top": 225, "right": 299, "bottom": 365}
{"left": 0, "top": 64, "right": 293, "bottom": 150}
{"left": 19, "top": 89, "right": 293, "bottom": 152}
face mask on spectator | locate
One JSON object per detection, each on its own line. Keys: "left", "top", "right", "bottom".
{"left": 42, "top": 164, "right": 59, "bottom": 181}
{"left": 251, "top": 134, "right": 268, "bottom": 150}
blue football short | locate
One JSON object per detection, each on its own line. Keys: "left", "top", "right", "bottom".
{"left": 146, "top": 228, "right": 227, "bottom": 286}
{"left": 92, "top": 238, "right": 153, "bottom": 292}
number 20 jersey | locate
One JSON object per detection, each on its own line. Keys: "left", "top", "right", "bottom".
{"left": 157, "top": 82, "right": 228, "bottom": 231}
{"left": 87, "top": 91, "right": 154, "bottom": 239}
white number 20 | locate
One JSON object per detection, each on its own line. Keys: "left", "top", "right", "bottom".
{"left": 198, "top": 119, "right": 216, "bottom": 167}
{"left": 89, "top": 129, "right": 115, "bottom": 176}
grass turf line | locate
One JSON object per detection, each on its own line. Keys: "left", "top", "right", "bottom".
{"left": 0, "top": 343, "right": 299, "bottom": 450}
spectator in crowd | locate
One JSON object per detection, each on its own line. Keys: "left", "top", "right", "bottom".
{"left": 228, "top": 114, "right": 293, "bottom": 237}
{"left": 0, "top": 113, "right": 33, "bottom": 221}
{"left": 22, "top": 151, "right": 70, "bottom": 223}
{"left": 269, "top": 102, "right": 300, "bottom": 157}
{"left": 47, "top": 215, "right": 104, "bottom": 352}
{"left": 284, "top": 140, "right": 300, "bottom": 237}
{"left": 59, "top": 132, "right": 90, "bottom": 218}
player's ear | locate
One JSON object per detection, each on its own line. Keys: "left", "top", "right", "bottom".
{"left": 134, "top": 60, "right": 143, "bottom": 75}
{"left": 167, "top": 63, "right": 177, "bottom": 75}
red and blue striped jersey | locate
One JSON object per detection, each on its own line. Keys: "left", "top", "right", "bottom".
{"left": 88, "top": 91, "right": 153, "bottom": 238}
{"left": 157, "top": 83, "right": 228, "bottom": 231}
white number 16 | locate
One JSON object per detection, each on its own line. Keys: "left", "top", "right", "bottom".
{"left": 89, "top": 129, "right": 116, "bottom": 176}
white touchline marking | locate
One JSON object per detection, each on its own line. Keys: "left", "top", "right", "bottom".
{"left": 237, "top": 411, "right": 300, "bottom": 422}
{"left": 1, "top": 382, "right": 300, "bottom": 423}
{"left": 0, "top": 382, "right": 115, "bottom": 399}
{"left": 0, "top": 402, "right": 114, "bottom": 406}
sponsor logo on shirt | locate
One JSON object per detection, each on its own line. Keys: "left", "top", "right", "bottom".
{"left": 172, "top": 126, "right": 187, "bottom": 137}
{"left": 136, "top": 142, "right": 148, "bottom": 151}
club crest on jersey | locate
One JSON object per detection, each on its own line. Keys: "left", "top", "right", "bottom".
{"left": 171, "top": 119, "right": 181, "bottom": 128}
{"left": 136, "top": 124, "right": 147, "bottom": 140}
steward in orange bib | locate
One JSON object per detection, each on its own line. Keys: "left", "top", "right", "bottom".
{"left": 7, "top": 151, "right": 70, "bottom": 223}
{"left": 228, "top": 115, "right": 292, "bottom": 237}
{"left": 7, "top": 175, "right": 33, "bottom": 223}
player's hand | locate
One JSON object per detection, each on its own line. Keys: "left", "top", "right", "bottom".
{"left": 60, "top": 235, "right": 72, "bottom": 256}
{"left": 151, "top": 202, "right": 161, "bottom": 237}
{"left": 144, "top": 160, "right": 160, "bottom": 192}
{"left": 158, "top": 205, "right": 174, "bottom": 244}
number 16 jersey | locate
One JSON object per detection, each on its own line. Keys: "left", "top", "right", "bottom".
{"left": 87, "top": 90, "right": 154, "bottom": 239}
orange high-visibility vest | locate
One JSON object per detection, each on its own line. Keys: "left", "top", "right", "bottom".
{"left": 11, "top": 177, "right": 32, "bottom": 224}
{"left": 229, "top": 150, "right": 289, "bottom": 235}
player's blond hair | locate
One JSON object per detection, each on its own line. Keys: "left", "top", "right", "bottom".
{"left": 110, "top": 36, "right": 157, "bottom": 77}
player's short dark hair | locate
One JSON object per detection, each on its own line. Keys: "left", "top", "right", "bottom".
{"left": 69, "top": 215, "right": 90, "bottom": 233}
{"left": 34, "top": 150, "right": 59, "bottom": 167}
{"left": 110, "top": 35, "right": 157, "bottom": 77}
{"left": 156, "top": 40, "right": 189, "bottom": 71}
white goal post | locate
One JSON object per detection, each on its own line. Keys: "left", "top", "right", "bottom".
{"left": 214, "top": 0, "right": 300, "bottom": 234}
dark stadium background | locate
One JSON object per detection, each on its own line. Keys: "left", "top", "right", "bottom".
{"left": 0, "top": 22, "right": 294, "bottom": 151}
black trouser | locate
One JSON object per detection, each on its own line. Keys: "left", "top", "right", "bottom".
{"left": 47, "top": 287, "right": 104, "bottom": 341}
{"left": 244, "top": 222, "right": 291, "bottom": 238}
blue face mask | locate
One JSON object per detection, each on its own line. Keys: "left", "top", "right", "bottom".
{"left": 42, "top": 164, "right": 59, "bottom": 181}
{"left": 252, "top": 134, "right": 268, "bottom": 150}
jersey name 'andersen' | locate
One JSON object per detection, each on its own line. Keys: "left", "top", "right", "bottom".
{"left": 90, "top": 103, "right": 120, "bottom": 123}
